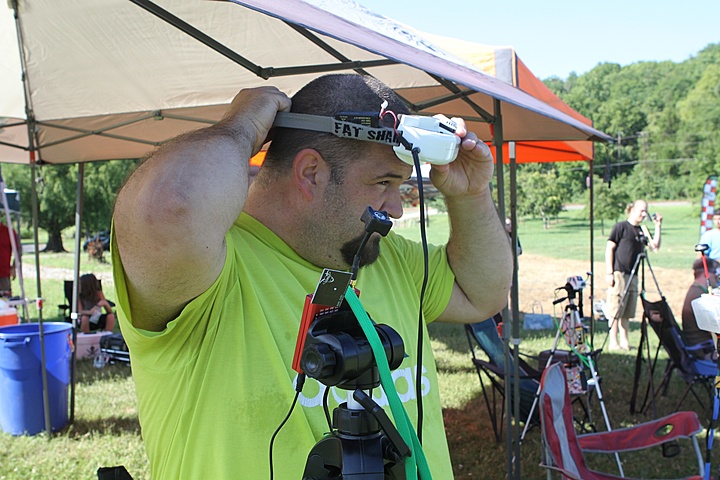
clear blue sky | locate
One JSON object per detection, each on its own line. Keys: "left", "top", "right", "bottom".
{"left": 355, "top": 0, "right": 720, "bottom": 80}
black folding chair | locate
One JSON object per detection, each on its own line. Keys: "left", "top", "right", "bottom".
{"left": 637, "top": 295, "right": 716, "bottom": 413}
{"left": 58, "top": 279, "right": 114, "bottom": 325}
{"left": 465, "top": 317, "right": 542, "bottom": 442}
{"left": 466, "top": 316, "right": 599, "bottom": 441}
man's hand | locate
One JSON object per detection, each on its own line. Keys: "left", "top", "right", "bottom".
{"left": 429, "top": 118, "right": 513, "bottom": 323}
{"left": 428, "top": 117, "right": 494, "bottom": 198}
{"left": 217, "top": 86, "right": 292, "bottom": 156}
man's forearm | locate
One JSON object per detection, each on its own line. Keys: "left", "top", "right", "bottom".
{"left": 444, "top": 188, "right": 512, "bottom": 320}
{"left": 654, "top": 225, "right": 662, "bottom": 250}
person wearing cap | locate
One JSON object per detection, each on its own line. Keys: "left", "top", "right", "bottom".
{"left": 112, "top": 74, "right": 512, "bottom": 479}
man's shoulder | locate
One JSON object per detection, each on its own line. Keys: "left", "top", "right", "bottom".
{"left": 609, "top": 220, "right": 629, "bottom": 238}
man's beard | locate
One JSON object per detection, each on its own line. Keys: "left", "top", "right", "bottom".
{"left": 340, "top": 233, "right": 382, "bottom": 268}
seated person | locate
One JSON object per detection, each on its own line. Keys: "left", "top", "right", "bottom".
{"left": 681, "top": 258, "right": 718, "bottom": 360}
{"left": 78, "top": 273, "right": 115, "bottom": 334}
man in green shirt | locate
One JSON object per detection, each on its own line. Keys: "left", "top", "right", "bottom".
{"left": 112, "top": 74, "right": 512, "bottom": 478}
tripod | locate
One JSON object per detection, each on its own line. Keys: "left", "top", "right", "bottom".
{"left": 298, "top": 305, "right": 412, "bottom": 479}
{"left": 302, "top": 388, "right": 410, "bottom": 479}
{"left": 519, "top": 279, "right": 623, "bottom": 476}
{"left": 621, "top": 250, "right": 665, "bottom": 416}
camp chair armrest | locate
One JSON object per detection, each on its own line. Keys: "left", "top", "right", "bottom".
{"left": 471, "top": 358, "right": 541, "bottom": 381}
{"left": 518, "top": 351, "right": 541, "bottom": 363}
{"left": 471, "top": 358, "right": 504, "bottom": 377}
{"left": 686, "top": 339, "right": 714, "bottom": 353}
{"left": 577, "top": 411, "right": 702, "bottom": 453}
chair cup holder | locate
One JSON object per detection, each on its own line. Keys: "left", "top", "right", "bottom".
{"left": 661, "top": 440, "right": 680, "bottom": 458}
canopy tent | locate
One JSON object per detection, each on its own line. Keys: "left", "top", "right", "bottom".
{"left": 1, "top": 0, "right": 611, "bottom": 475}
{"left": 0, "top": 0, "right": 609, "bottom": 166}
{"left": 426, "top": 34, "right": 593, "bottom": 163}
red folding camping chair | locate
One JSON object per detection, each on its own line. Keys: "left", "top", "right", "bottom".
{"left": 539, "top": 362, "right": 704, "bottom": 480}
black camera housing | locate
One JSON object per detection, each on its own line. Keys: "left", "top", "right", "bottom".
{"left": 300, "top": 308, "right": 405, "bottom": 390}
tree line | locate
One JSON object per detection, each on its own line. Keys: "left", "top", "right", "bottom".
{"left": 511, "top": 42, "right": 720, "bottom": 227}
{"left": 2, "top": 161, "right": 137, "bottom": 252}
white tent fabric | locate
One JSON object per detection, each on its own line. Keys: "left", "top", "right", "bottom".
{"left": 0, "top": 0, "right": 610, "bottom": 166}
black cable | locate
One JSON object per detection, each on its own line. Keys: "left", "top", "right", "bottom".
{"left": 351, "top": 232, "right": 372, "bottom": 281}
{"left": 322, "top": 385, "right": 332, "bottom": 431}
{"left": 269, "top": 374, "right": 305, "bottom": 480}
{"left": 411, "top": 147, "right": 430, "bottom": 443}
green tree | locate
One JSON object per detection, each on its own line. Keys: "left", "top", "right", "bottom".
{"left": 516, "top": 169, "right": 568, "bottom": 229}
{"left": 2, "top": 160, "right": 137, "bottom": 252}
{"left": 545, "top": 43, "right": 720, "bottom": 200}
{"left": 591, "top": 175, "right": 631, "bottom": 235}
{"left": 82, "top": 160, "right": 137, "bottom": 234}
{"left": 676, "top": 63, "right": 720, "bottom": 175}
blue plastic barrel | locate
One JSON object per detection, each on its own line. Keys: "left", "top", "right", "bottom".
{"left": 0, "top": 322, "right": 73, "bottom": 435}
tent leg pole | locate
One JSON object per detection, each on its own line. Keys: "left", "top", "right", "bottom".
{"left": 30, "top": 162, "right": 51, "bottom": 438}
{"left": 589, "top": 160, "right": 595, "bottom": 346}
{"left": 70, "top": 163, "right": 84, "bottom": 424}
{"left": 493, "top": 100, "right": 520, "bottom": 480}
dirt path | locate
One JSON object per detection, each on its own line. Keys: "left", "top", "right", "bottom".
{"left": 517, "top": 254, "right": 688, "bottom": 321}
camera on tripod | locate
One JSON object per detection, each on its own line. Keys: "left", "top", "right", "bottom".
{"left": 566, "top": 275, "right": 586, "bottom": 292}
{"left": 299, "top": 307, "right": 405, "bottom": 390}
{"left": 287, "top": 207, "right": 422, "bottom": 479}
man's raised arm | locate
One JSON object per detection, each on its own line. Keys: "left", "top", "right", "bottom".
{"left": 432, "top": 119, "right": 513, "bottom": 323}
{"left": 113, "top": 87, "right": 291, "bottom": 331}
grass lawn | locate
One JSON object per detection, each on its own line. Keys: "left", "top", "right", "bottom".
{"left": 0, "top": 203, "right": 717, "bottom": 479}
{"left": 395, "top": 201, "right": 703, "bottom": 270}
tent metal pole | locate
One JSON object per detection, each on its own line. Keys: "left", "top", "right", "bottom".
{"left": 508, "top": 140, "right": 521, "bottom": 469}
{"left": 128, "top": 0, "right": 395, "bottom": 80}
{"left": 13, "top": 0, "right": 52, "bottom": 438}
{"left": 492, "top": 99, "right": 519, "bottom": 480}
{"left": 31, "top": 161, "right": 51, "bottom": 438}
{"left": 589, "top": 160, "right": 595, "bottom": 345}
{"left": 69, "top": 163, "right": 84, "bottom": 424}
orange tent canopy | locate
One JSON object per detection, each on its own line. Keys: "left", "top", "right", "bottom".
{"left": 427, "top": 35, "right": 593, "bottom": 163}
{"left": 249, "top": 39, "right": 593, "bottom": 167}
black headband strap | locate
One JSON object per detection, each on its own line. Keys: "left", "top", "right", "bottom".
{"left": 273, "top": 112, "right": 400, "bottom": 146}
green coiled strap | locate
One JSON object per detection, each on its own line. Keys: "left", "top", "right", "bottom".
{"left": 345, "top": 286, "right": 432, "bottom": 480}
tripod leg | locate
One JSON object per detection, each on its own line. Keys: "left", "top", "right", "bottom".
{"left": 519, "top": 320, "right": 565, "bottom": 444}
{"left": 584, "top": 355, "right": 624, "bottom": 478}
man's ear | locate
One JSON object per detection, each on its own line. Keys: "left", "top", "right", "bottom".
{"left": 293, "top": 148, "right": 328, "bottom": 201}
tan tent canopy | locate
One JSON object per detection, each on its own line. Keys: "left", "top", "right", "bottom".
{"left": 0, "top": 0, "right": 609, "bottom": 166}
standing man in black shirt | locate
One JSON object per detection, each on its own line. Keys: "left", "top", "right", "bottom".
{"left": 605, "top": 200, "right": 663, "bottom": 350}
